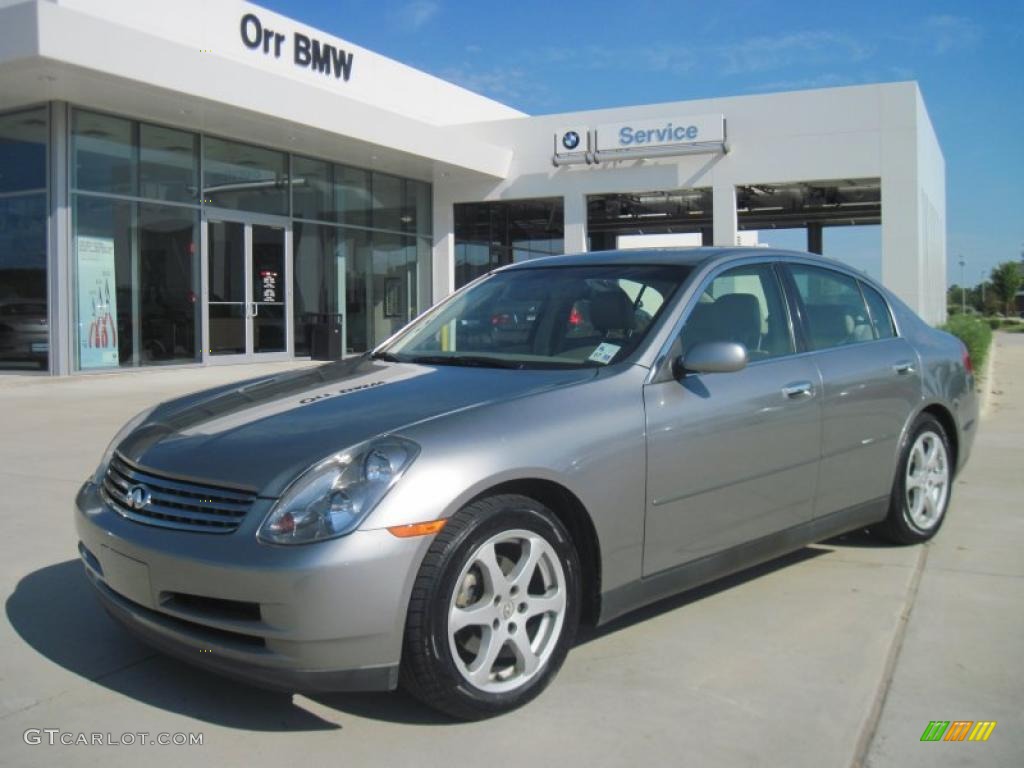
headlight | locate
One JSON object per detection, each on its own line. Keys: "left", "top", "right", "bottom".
{"left": 91, "top": 405, "right": 157, "bottom": 484}
{"left": 257, "top": 437, "right": 420, "bottom": 545}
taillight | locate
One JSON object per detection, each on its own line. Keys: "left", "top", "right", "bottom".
{"left": 962, "top": 344, "right": 973, "bottom": 375}
{"left": 491, "top": 313, "right": 511, "bottom": 327}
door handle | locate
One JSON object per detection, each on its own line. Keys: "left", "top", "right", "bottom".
{"left": 251, "top": 302, "right": 259, "bottom": 318}
{"left": 893, "top": 360, "right": 914, "bottom": 375}
{"left": 782, "top": 381, "right": 814, "bottom": 399}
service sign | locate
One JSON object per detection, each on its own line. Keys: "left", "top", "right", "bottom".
{"left": 595, "top": 114, "right": 724, "bottom": 153}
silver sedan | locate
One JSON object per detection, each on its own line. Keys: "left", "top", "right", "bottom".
{"left": 75, "top": 247, "right": 977, "bottom": 719}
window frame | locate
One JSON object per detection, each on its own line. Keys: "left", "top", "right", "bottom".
{"left": 780, "top": 261, "right": 885, "bottom": 352}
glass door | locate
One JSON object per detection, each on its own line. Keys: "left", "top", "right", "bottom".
{"left": 205, "top": 217, "right": 291, "bottom": 362}
{"left": 251, "top": 225, "right": 287, "bottom": 354}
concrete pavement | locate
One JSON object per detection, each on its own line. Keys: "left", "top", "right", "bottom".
{"left": 0, "top": 346, "right": 1020, "bottom": 767}
{"left": 865, "top": 331, "right": 1024, "bottom": 766}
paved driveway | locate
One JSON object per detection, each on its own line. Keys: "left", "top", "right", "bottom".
{"left": 1, "top": 344, "right": 1020, "bottom": 767}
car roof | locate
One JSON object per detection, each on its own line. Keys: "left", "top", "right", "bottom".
{"left": 501, "top": 246, "right": 849, "bottom": 271}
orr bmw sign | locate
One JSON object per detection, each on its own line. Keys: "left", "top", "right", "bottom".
{"left": 240, "top": 13, "right": 354, "bottom": 82}
{"left": 553, "top": 113, "right": 726, "bottom": 166}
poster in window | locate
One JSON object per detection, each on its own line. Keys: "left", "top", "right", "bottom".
{"left": 77, "top": 236, "right": 119, "bottom": 369}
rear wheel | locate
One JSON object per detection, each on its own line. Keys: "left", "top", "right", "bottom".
{"left": 872, "top": 413, "right": 952, "bottom": 544}
{"left": 400, "top": 494, "right": 581, "bottom": 720}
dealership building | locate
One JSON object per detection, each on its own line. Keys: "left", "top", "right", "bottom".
{"left": 0, "top": 0, "right": 946, "bottom": 375}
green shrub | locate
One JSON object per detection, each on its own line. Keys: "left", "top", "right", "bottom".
{"left": 941, "top": 315, "right": 993, "bottom": 373}
{"left": 988, "top": 317, "right": 1002, "bottom": 330}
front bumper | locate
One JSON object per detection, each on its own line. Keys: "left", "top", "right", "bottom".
{"left": 75, "top": 481, "right": 431, "bottom": 692}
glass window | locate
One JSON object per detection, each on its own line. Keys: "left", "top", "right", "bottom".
{"left": 405, "top": 179, "right": 432, "bottom": 236}
{"left": 292, "top": 156, "right": 334, "bottom": 222}
{"left": 679, "top": 264, "right": 794, "bottom": 361}
{"left": 0, "top": 107, "right": 48, "bottom": 193}
{"left": 788, "top": 264, "right": 874, "bottom": 350}
{"left": 74, "top": 196, "right": 134, "bottom": 369}
{"left": 372, "top": 172, "right": 403, "bottom": 232}
{"left": 341, "top": 230, "right": 426, "bottom": 354}
{"left": 138, "top": 204, "right": 200, "bottom": 364}
{"left": 342, "top": 228, "right": 372, "bottom": 354}
{"left": 454, "top": 198, "right": 565, "bottom": 288}
{"left": 203, "top": 136, "right": 288, "bottom": 214}
{"left": 337, "top": 165, "right": 371, "bottom": 228}
{"left": 416, "top": 236, "right": 432, "bottom": 318}
{"left": 384, "top": 265, "right": 688, "bottom": 368}
{"left": 206, "top": 221, "right": 246, "bottom": 356}
{"left": 0, "top": 194, "right": 49, "bottom": 371}
{"left": 139, "top": 124, "right": 198, "bottom": 204}
{"left": 0, "top": 107, "right": 49, "bottom": 372}
{"left": 293, "top": 222, "right": 342, "bottom": 356}
{"left": 861, "top": 282, "right": 896, "bottom": 339}
{"left": 371, "top": 232, "right": 418, "bottom": 344}
{"left": 72, "top": 110, "right": 137, "bottom": 196}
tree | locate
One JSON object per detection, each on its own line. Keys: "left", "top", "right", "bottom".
{"left": 989, "top": 261, "right": 1022, "bottom": 315}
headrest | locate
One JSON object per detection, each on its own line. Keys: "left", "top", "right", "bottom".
{"left": 590, "top": 290, "right": 634, "bottom": 332}
{"left": 714, "top": 293, "right": 762, "bottom": 350}
{"left": 806, "top": 304, "right": 854, "bottom": 347}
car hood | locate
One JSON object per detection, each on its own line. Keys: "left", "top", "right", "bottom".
{"left": 117, "top": 356, "right": 596, "bottom": 497}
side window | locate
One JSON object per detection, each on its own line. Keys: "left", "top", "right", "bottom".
{"left": 860, "top": 282, "right": 897, "bottom": 339}
{"left": 788, "top": 265, "right": 874, "bottom": 350}
{"left": 678, "top": 264, "right": 794, "bottom": 362}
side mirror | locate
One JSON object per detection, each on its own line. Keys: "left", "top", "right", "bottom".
{"left": 673, "top": 341, "right": 748, "bottom": 377}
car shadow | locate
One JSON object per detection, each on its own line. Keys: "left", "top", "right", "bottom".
{"left": 823, "top": 527, "right": 896, "bottom": 549}
{"left": 8, "top": 545, "right": 839, "bottom": 729}
{"left": 575, "top": 545, "right": 830, "bottom": 645}
{"left": 5, "top": 560, "right": 342, "bottom": 732}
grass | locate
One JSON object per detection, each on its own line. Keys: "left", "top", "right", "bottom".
{"left": 941, "top": 315, "right": 994, "bottom": 372}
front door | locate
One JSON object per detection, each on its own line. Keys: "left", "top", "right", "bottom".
{"left": 204, "top": 216, "right": 291, "bottom": 362}
{"left": 642, "top": 262, "right": 822, "bottom": 576}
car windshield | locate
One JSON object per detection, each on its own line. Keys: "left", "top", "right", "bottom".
{"left": 379, "top": 264, "right": 690, "bottom": 369}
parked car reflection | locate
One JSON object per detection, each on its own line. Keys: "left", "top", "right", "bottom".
{"left": 0, "top": 299, "right": 48, "bottom": 369}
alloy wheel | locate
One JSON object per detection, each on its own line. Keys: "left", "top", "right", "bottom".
{"left": 447, "top": 529, "right": 567, "bottom": 694}
{"left": 904, "top": 430, "right": 950, "bottom": 531}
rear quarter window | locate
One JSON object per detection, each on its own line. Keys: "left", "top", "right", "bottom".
{"left": 860, "top": 282, "right": 897, "bottom": 339}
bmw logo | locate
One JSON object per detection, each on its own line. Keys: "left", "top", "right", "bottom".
{"left": 562, "top": 131, "right": 581, "bottom": 151}
{"left": 126, "top": 485, "right": 152, "bottom": 511}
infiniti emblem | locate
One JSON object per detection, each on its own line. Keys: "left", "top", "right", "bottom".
{"left": 126, "top": 485, "right": 151, "bottom": 511}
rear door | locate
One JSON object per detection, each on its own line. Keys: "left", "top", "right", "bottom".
{"left": 782, "top": 263, "right": 921, "bottom": 516}
{"left": 642, "top": 261, "right": 822, "bottom": 576}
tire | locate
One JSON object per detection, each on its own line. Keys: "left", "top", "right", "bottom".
{"left": 400, "top": 493, "right": 581, "bottom": 720}
{"left": 872, "top": 413, "right": 953, "bottom": 544}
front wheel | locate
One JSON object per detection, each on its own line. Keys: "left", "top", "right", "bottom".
{"left": 400, "top": 494, "right": 581, "bottom": 720}
{"left": 872, "top": 413, "right": 953, "bottom": 544}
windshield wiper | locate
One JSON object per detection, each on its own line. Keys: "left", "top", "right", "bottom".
{"left": 406, "top": 354, "right": 525, "bottom": 369}
{"left": 370, "top": 351, "right": 402, "bottom": 362}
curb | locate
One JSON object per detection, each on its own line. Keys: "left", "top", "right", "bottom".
{"left": 848, "top": 543, "right": 930, "bottom": 768}
{"left": 979, "top": 332, "right": 999, "bottom": 420}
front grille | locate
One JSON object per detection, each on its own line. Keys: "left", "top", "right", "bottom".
{"left": 102, "top": 453, "right": 256, "bottom": 534}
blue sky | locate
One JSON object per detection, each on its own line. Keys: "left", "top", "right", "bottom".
{"left": 261, "top": 0, "right": 1023, "bottom": 286}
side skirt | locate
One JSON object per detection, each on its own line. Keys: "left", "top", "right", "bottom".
{"left": 598, "top": 497, "right": 889, "bottom": 626}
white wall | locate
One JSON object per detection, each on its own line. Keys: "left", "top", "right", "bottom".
{"left": 0, "top": 0, "right": 517, "bottom": 179}
{"left": 50, "top": 0, "right": 524, "bottom": 127}
{"left": 437, "top": 82, "right": 945, "bottom": 322}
